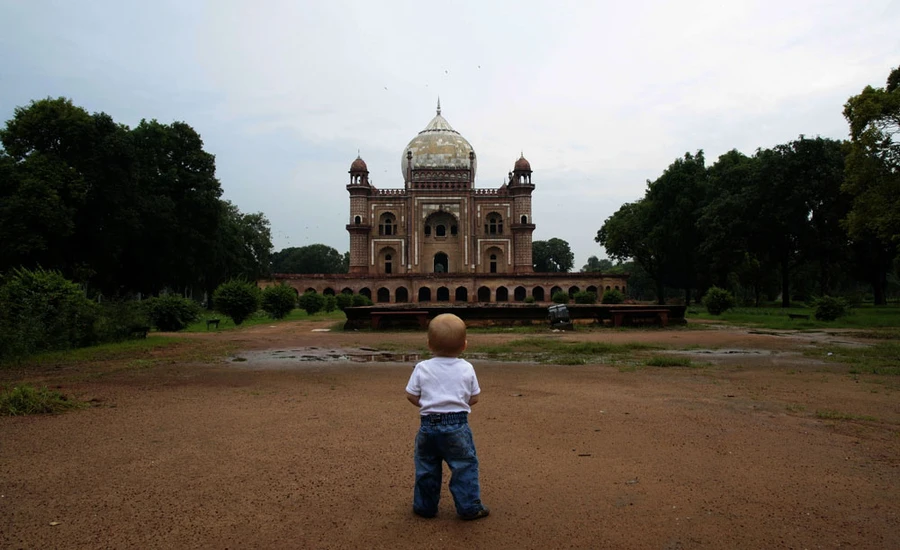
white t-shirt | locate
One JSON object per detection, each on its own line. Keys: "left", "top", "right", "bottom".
{"left": 405, "top": 356, "right": 481, "bottom": 415}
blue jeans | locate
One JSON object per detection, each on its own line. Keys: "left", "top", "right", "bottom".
{"left": 413, "top": 414, "right": 484, "bottom": 517}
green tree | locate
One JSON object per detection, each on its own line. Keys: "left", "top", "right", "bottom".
{"left": 131, "top": 119, "right": 223, "bottom": 294}
{"left": 532, "top": 238, "right": 574, "bottom": 272}
{"left": 581, "top": 256, "right": 613, "bottom": 272}
{"left": 272, "top": 244, "right": 348, "bottom": 274}
{"left": 206, "top": 201, "right": 273, "bottom": 300}
{"left": 298, "top": 291, "right": 326, "bottom": 315}
{"left": 597, "top": 201, "right": 666, "bottom": 303}
{"left": 842, "top": 65, "right": 900, "bottom": 304}
{"left": 213, "top": 280, "right": 260, "bottom": 325}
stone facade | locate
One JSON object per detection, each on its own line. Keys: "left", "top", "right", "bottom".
{"left": 265, "top": 101, "right": 629, "bottom": 303}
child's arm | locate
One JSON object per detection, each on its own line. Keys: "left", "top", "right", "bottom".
{"left": 406, "top": 392, "right": 421, "bottom": 407}
{"left": 468, "top": 394, "right": 479, "bottom": 406}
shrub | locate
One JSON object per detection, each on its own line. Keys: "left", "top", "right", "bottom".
{"left": 0, "top": 384, "right": 82, "bottom": 416}
{"left": 601, "top": 289, "right": 625, "bottom": 304}
{"left": 144, "top": 294, "right": 201, "bottom": 331}
{"left": 813, "top": 295, "right": 848, "bottom": 321}
{"left": 524, "top": 296, "right": 536, "bottom": 304}
{"left": 702, "top": 286, "right": 735, "bottom": 315}
{"left": 351, "top": 294, "right": 373, "bottom": 307}
{"left": 261, "top": 284, "right": 297, "bottom": 319}
{"left": 324, "top": 295, "right": 337, "bottom": 313}
{"left": 551, "top": 291, "right": 569, "bottom": 304}
{"left": 95, "top": 300, "right": 151, "bottom": 341}
{"left": 574, "top": 291, "right": 597, "bottom": 304}
{"left": 213, "top": 280, "right": 261, "bottom": 325}
{"left": 335, "top": 293, "right": 353, "bottom": 311}
{"left": 0, "top": 267, "right": 100, "bottom": 362}
{"left": 298, "top": 291, "right": 326, "bottom": 315}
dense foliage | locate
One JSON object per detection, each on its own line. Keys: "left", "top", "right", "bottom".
{"left": 298, "top": 291, "right": 326, "bottom": 315}
{"left": 702, "top": 287, "right": 735, "bottom": 315}
{"left": 573, "top": 290, "right": 597, "bottom": 304}
{"left": 595, "top": 65, "right": 900, "bottom": 306}
{"left": 143, "top": 294, "right": 200, "bottom": 332}
{"left": 551, "top": 291, "right": 570, "bottom": 304}
{"left": 0, "top": 267, "right": 99, "bottom": 362}
{"left": 533, "top": 238, "right": 574, "bottom": 272}
{"left": 813, "top": 296, "right": 849, "bottom": 321}
{"left": 271, "top": 245, "right": 348, "bottom": 274}
{"left": 601, "top": 289, "right": 625, "bottom": 304}
{"left": 261, "top": 284, "right": 297, "bottom": 319}
{"left": 213, "top": 280, "right": 261, "bottom": 325}
{"left": 0, "top": 97, "right": 272, "bottom": 298}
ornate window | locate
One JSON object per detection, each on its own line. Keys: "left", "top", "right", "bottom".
{"left": 384, "top": 253, "right": 392, "bottom": 274}
{"left": 436, "top": 224, "right": 446, "bottom": 237}
{"left": 378, "top": 213, "right": 397, "bottom": 236}
{"left": 490, "top": 254, "right": 497, "bottom": 273}
{"left": 355, "top": 215, "right": 362, "bottom": 225}
{"left": 485, "top": 213, "right": 503, "bottom": 235}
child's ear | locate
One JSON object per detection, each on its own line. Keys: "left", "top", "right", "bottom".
{"left": 462, "top": 340, "right": 468, "bottom": 352}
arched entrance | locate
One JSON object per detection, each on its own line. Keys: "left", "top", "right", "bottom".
{"left": 477, "top": 286, "right": 491, "bottom": 302}
{"left": 377, "top": 287, "right": 390, "bottom": 303}
{"left": 437, "top": 287, "right": 450, "bottom": 302}
{"left": 418, "top": 287, "right": 432, "bottom": 302}
{"left": 396, "top": 287, "right": 409, "bottom": 303}
{"left": 496, "top": 287, "right": 509, "bottom": 302}
{"left": 514, "top": 286, "right": 527, "bottom": 301}
{"left": 455, "top": 287, "right": 468, "bottom": 302}
{"left": 533, "top": 287, "right": 545, "bottom": 302}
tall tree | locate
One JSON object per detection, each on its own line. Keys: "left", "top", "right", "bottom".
{"left": 532, "top": 238, "right": 574, "bottom": 272}
{"left": 206, "top": 201, "right": 273, "bottom": 296}
{"left": 130, "top": 119, "right": 223, "bottom": 293}
{"left": 842, "top": 65, "right": 900, "bottom": 304}
{"left": 596, "top": 201, "right": 667, "bottom": 303}
{"left": 642, "top": 151, "right": 707, "bottom": 303}
{"left": 271, "top": 244, "right": 347, "bottom": 274}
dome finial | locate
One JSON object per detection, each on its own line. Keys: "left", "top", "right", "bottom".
{"left": 436, "top": 97, "right": 441, "bottom": 116}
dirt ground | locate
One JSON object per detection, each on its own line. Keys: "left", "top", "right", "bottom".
{"left": 1, "top": 320, "right": 898, "bottom": 549}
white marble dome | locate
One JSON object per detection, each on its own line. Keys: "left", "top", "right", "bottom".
{"left": 401, "top": 101, "right": 477, "bottom": 180}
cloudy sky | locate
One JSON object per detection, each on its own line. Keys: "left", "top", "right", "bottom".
{"left": 2, "top": 0, "right": 898, "bottom": 268}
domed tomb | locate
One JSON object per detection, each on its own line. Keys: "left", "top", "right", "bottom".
{"left": 401, "top": 100, "right": 477, "bottom": 182}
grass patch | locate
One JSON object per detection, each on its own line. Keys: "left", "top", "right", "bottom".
{"left": 688, "top": 304, "right": 900, "bottom": 331}
{"left": 645, "top": 355, "right": 694, "bottom": 367}
{"left": 184, "top": 309, "right": 346, "bottom": 332}
{"left": 0, "top": 384, "right": 84, "bottom": 416}
{"left": 467, "top": 337, "right": 659, "bottom": 365}
{"left": 815, "top": 409, "right": 878, "bottom": 422}
{"left": 24, "top": 336, "right": 181, "bottom": 365}
{"left": 809, "top": 341, "right": 900, "bottom": 376}
{"left": 785, "top": 403, "right": 806, "bottom": 413}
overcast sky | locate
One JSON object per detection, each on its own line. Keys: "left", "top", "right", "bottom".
{"left": 2, "top": 0, "right": 898, "bottom": 268}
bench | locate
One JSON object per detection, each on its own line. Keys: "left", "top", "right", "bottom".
{"left": 206, "top": 318, "right": 221, "bottom": 330}
{"left": 609, "top": 309, "right": 668, "bottom": 328}
{"left": 787, "top": 313, "right": 810, "bottom": 321}
{"left": 370, "top": 310, "right": 429, "bottom": 330}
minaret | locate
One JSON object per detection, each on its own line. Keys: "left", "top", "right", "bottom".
{"left": 510, "top": 154, "right": 536, "bottom": 273}
{"left": 346, "top": 155, "right": 372, "bottom": 274}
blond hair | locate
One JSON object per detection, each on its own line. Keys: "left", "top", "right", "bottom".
{"left": 427, "top": 313, "right": 467, "bottom": 357}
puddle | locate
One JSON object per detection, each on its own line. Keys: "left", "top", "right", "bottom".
{"left": 227, "top": 348, "right": 422, "bottom": 369}
{"left": 675, "top": 349, "right": 769, "bottom": 356}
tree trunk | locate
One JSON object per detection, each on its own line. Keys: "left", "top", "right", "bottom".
{"left": 656, "top": 281, "right": 666, "bottom": 305}
{"left": 684, "top": 288, "right": 691, "bottom": 305}
{"left": 872, "top": 270, "right": 887, "bottom": 306}
{"left": 781, "top": 256, "right": 791, "bottom": 308}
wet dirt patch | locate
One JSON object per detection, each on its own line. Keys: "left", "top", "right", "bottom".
{"left": 228, "top": 347, "right": 424, "bottom": 368}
